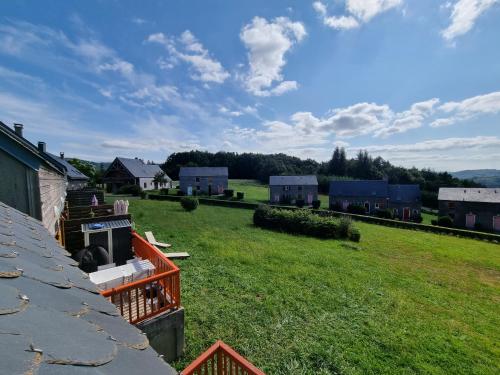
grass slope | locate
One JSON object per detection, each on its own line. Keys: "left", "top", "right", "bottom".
{"left": 128, "top": 199, "right": 499, "bottom": 374}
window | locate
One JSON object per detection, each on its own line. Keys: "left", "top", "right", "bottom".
{"left": 298, "top": 186, "right": 303, "bottom": 191}
{"left": 375, "top": 203, "right": 380, "bottom": 209}
{"left": 448, "top": 202, "right": 455, "bottom": 209}
{"left": 196, "top": 185, "right": 201, "bottom": 191}
{"left": 413, "top": 209, "right": 419, "bottom": 216}
{"left": 196, "top": 177, "right": 200, "bottom": 183}
{"left": 143, "top": 182, "right": 147, "bottom": 188}
{"left": 284, "top": 186, "right": 290, "bottom": 191}
{"left": 393, "top": 208, "right": 398, "bottom": 216}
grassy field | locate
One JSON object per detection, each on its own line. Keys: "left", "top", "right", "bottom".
{"left": 229, "top": 179, "right": 331, "bottom": 208}
{"left": 126, "top": 199, "right": 499, "bottom": 374}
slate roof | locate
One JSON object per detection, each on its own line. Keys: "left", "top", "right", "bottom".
{"left": 0, "top": 201, "right": 176, "bottom": 374}
{"left": 329, "top": 180, "right": 389, "bottom": 197}
{"left": 269, "top": 175, "right": 318, "bottom": 186}
{"left": 438, "top": 188, "right": 500, "bottom": 203}
{"left": 117, "top": 157, "right": 166, "bottom": 178}
{"left": 388, "top": 184, "right": 421, "bottom": 203}
{"left": 0, "top": 121, "right": 64, "bottom": 175}
{"left": 179, "top": 167, "right": 228, "bottom": 177}
{"left": 47, "top": 153, "right": 89, "bottom": 181}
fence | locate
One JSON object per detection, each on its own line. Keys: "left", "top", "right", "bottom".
{"left": 100, "top": 231, "right": 181, "bottom": 324}
{"left": 182, "top": 340, "right": 265, "bottom": 375}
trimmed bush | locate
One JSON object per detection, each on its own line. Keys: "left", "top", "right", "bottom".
{"left": 160, "top": 188, "right": 169, "bottom": 195}
{"left": 296, "top": 199, "right": 305, "bottom": 208}
{"left": 431, "top": 219, "right": 438, "bottom": 226}
{"left": 437, "top": 216, "right": 454, "bottom": 227}
{"left": 180, "top": 197, "right": 199, "bottom": 211}
{"left": 312, "top": 200, "right": 321, "bottom": 209}
{"left": 118, "top": 184, "right": 141, "bottom": 196}
{"left": 331, "top": 202, "right": 342, "bottom": 211}
{"left": 224, "top": 189, "right": 234, "bottom": 198}
{"left": 236, "top": 192, "right": 244, "bottom": 200}
{"left": 253, "top": 205, "right": 359, "bottom": 241}
{"left": 375, "top": 209, "right": 393, "bottom": 219}
{"left": 140, "top": 191, "right": 147, "bottom": 200}
{"left": 413, "top": 215, "right": 423, "bottom": 223}
{"left": 349, "top": 228, "right": 361, "bottom": 242}
{"left": 347, "top": 204, "right": 366, "bottom": 215}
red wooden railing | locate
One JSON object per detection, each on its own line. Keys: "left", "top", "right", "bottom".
{"left": 182, "top": 341, "right": 265, "bottom": 375}
{"left": 100, "top": 231, "right": 180, "bottom": 324}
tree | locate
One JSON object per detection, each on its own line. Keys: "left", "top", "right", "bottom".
{"left": 153, "top": 171, "right": 169, "bottom": 188}
{"left": 68, "top": 158, "right": 96, "bottom": 183}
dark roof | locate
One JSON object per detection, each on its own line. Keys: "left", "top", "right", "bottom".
{"left": 388, "top": 184, "right": 421, "bottom": 203}
{"left": 269, "top": 175, "right": 318, "bottom": 186}
{"left": 0, "top": 121, "right": 64, "bottom": 175}
{"left": 179, "top": 167, "right": 228, "bottom": 177}
{"left": 117, "top": 157, "right": 166, "bottom": 178}
{"left": 47, "top": 153, "right": 89, "bottom": 181}
{"left": 0, "top": 201, "right": 176, "bottom": 374}
{"left": 329, "top": 180, "right": 388, "bottom": 197}
{"left": 438, "top": 188, "right": 500, "bottom": 203}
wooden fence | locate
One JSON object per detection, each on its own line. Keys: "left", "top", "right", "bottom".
{"left": 100, "top": 231, "right": 181, "bottom": 324}
{"left": 66, "top": 189, "right": 105, "bottom": 207}
{"left": 182, "top": 341, "right": 265, "bottom": 375}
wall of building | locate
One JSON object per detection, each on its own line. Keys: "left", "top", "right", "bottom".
{"left": 39, "top": 165, "right": 66, "bottom": 235}
{"left": 180, "top": 176, "right": 228, "bottom": 195}
{"left": 270, "top": 185, "right": 318, "bottom": 204}
{"left": 0, "top": 148, "right": 41, "bottom": 219}
{"left": 329, "top": 195, "right": 388, "bottom": 213}
{"left": 388, "top": 202, "right": 421, "bottom": 220}
{"left": 439, "top": 200, "right": 500, "bottom": 231}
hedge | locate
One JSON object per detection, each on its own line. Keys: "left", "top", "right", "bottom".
{"left": 147, "top": 194, "right": 500, "bottom": 243}
{"left": 253, "top": 205, "right": 360, "bottom": 242}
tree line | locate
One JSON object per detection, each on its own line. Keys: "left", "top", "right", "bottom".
{"left": 161, "top": 148, "right": 481, "bottom": 208}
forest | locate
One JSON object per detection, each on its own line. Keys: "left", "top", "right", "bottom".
{"left": 161, "top": 148, "right": 481, "bottom": 209}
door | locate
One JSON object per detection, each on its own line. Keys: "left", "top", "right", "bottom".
{"left": 342, "top": 201, "right": 349, "bottom": 211}
{"left": 274, "top": 194, "right": 280, "bottom": 203}
{"left": 364, "top": 202, "right": 370, "bottom": 214}
{"left": 187, "top": 186, "right": 193, "bottom": 196}
{"left": 493, "top": 216, "right": 500, "bottom": 231}
{"left": 208, "top": 184, "right": 212, "bottom": 196}
{"left": 465, "top": 213, "right": 476, "bottom": 229}
{"left": 307, "top": 193, "right": 313, "bottom": 205}
{"left": 403, "top": 207, "right": 410, "bottom": 221}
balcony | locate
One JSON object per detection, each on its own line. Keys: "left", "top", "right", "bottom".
{"left": 100, "top": 231, "right": 181, "bottom": 324}
{"left": 182, "top": 340, "right": 265, "bottom": 375}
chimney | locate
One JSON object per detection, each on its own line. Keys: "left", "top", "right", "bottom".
{"left": 14, "top": 123, "right": 23, "bottom": 138}
{"left": 60, "top": 152, "right": 64, "bottom": 159}
{"left": 37, "top": 141, "right": 46, "bottom": 153}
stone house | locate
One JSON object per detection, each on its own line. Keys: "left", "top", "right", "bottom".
{"left": 269, "top": 175, "right": 318, "bottom": 205}
{"left": 102, "top": 157, "right": 170, "bottom": 192}
{"left": 329, "top": 180, "right": 421, "bottom": 220}
{"left": 179, "top": 167, "right": 228, "bottom": 195}
{"left": 438, "top": 188, "right": 500, "bottom": 231}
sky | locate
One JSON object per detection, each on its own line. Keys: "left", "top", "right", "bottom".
{"left": 0, "top": 0, "right": 499, "bottom": 171}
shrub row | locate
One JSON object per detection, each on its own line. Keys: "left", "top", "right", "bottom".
{"left": 253, "top": 205, "right": 360, "bottom": 242}
{"left": 118, "top": 184, "right": 142, "bottom": 196}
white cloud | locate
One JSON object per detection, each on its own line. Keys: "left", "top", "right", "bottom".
{"left": 431, "top": 91, "right": 500, "bottom": 127}
{"left": 441, "top": 0, "right": 499, "bottom": 41}
{"left": 240, "top": 16, "right": 306, "bottom": 96}
{"left": 147, "top": 30, "right": 229, "bottom": 84}
{"left": 219, "top": 106, "right": 243, "bottom": 117}
{"left": 313, "top": 0, "right": 402, "bottom": 30}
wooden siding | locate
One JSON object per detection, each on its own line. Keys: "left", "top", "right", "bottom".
{"left": 38, "top": 165, "right": 66, "bottom": 235}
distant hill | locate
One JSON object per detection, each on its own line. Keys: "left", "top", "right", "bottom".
{"left": 451, "top": 169, "right": 500, "bottom": 187}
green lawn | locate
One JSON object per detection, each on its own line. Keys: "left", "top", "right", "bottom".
{"left": 128, "top": 199, "right": 499, "bottom": 374}
{"left": 229, "top": 179, "right": 331, "bottom": 208}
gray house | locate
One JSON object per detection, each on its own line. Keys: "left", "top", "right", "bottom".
{"left": 438, "top": 188, "right": 500, "bottom": 231}
{"left": 102, "top": 157, "right": 170, "bottom": 192}
{"left": 46, "top": 152, "right": 89, "bottom": 190}
{"left": 329, "top": 180, "right": 421, "bottom": 220}
{"left": 179, "top": 167, "right": 228, "bottom": 195}
{"left": 0, "top": 122, "right": 67, "bottom": 235}
{"left": 269, "top": 175, "right": 318, "bottom": 205}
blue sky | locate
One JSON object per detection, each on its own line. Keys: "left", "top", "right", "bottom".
{"left": 0, "top": 0, "right": 499, "bottom": 171}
